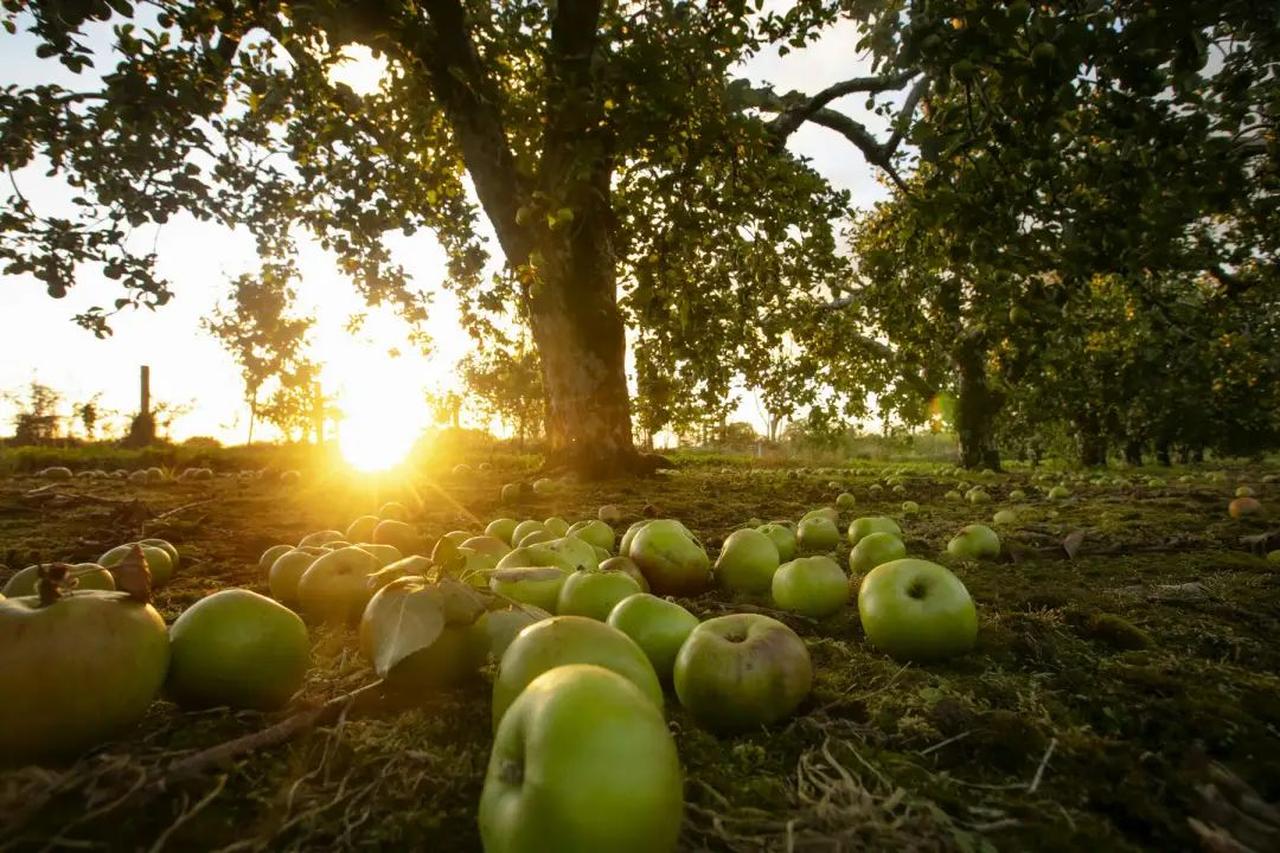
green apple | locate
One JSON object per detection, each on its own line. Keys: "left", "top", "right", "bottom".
{"left": 3, "top": 563, "right": 115, "bottom": 597}
{"left": 673, "top": 614, "right": 813, "bottom": 732}
{"left": 462, "top": 535, "right": 513, "bottom": 559}
{"left": 268, "top": 549, "right": 320, "bottom": 606}
{"left": 796, "top": 516, "right": 840, "bottom": 552}
{"left": 470, "top": 605, "right": 553, "bottom": 662}
{"left": 800, "top": 507, "right": 838, "bottom": 524}
{"left": 1008, "top": 489, "right": 1027, "bottom": 501}
{"left": 556, "top": 569, "right": 643, "bottom": 621}
{"left": 1267, "top": 549, "right": 1280, "bottom": 564}
{"left": 944, "top": 490, "right": 963, "bottom": 502}
{"left": 490, "top": 566, "right": 571, "bottom": 612}
{"left": 486, "top": 518, "right": 519, "bottom": 545}
{"left": 543, "top": 516, "right": 571, "bottom": 537}
{"left": 835, "top": 492, "right": 856, "bottom": 510}
{"left": 296, "top": 546, "right": 380, "bottom": 624}
{"left": 902, "top": 500, "right": 920, "bottom": 514}
{"left": 606, "top": 593, "right": 699, "bottom": 682}
{"left": 497, "top": 544, "right": 579, "bottom": 574}
{"left": 846, "top": 516, "right": 903, "bottom": 547}
{"left": 100, "top": 544, "right": 174, "bottom": 588}
{"left": 373, "top": 519, "right": 424, "bottom": 555}
{"left": 598, "top": 556, "right": 649, "bottom": 592}
{"left": 598, "top": 505, "right": 623, "bottom": 525}
{"left": 1048, "top": 485, "right": 1071, "bottom": 500}
{"left": 619, "top": 520, "right": 649, "bottom": 556}
{"left": 501, "top": 483, "right": 522, "bottom": 503}
{"left": 965, "top": 488, "right": 991, "bottom": 505}
{"left": 444, "top": 530, "right": 473, "bottom": 546}
{"left": 0, "top": 589, "right": 169, "bottom": 764}
{"left": 532, "top": 477, "right": 556, "bottom": 495}
{"left": 713, "top": 528, "right": 780, "bottom": 595}
{"left": 379, "top": 501, "right": 411, "bottom": 521}
{"left": 259, "top": 544, "right": 294, "bottom": 575}
{"left": 992, "top": 509, "right": 1018, "bottom": 526}
{"left": 346, "top": 514, "right": 380, "bottom": 543}
{"left": 946, "top": 524, "right": 1001, "bottom": 560}
{"left": 857, "top": 558, "right": 977, "bottom": 661}
{"left": 512, "top": 520, "right": 547, "bottom": 546}
{"left": 167, "top": 588, "right": 309, "bottom": 710}
{"left": 567, "top": 520, "right": 615, "bottom": 553}
{"left": 756, "top": 522, "right": 798, "bottom": 562}
{"left": 138, "top": 538, "right": 179, "bottom": 570}
{"left": 518, "top": 530, "right": 555, "bottom": 547}
{"left": 354, "top": 543, "right": 403, "bottom": 567}
{"left": 626, "top": 519, "right": 711, "bottom": 595}
{"left": 479, "top": 664, "right": 682, "bottom": 853}
{"left": 770, "top": 556, "right": 850, "bottom": 618}
{"left": 298, "top": 529, "right": 345, "bottom": 548}
{"left": 492, "top": 616, "right": 662, "bottom": 731}
{"left": 848, "top": 532, "right": 906, "bottom": 575}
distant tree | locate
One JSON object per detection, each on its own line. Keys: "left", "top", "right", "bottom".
{"left": 459, "top": 345, "right": 543, "bottom": 449}
{"left": 6, "top": 381, "right": 63, "bottom": 444}
{"left": 74, "top": 393, "right": 104, "bottom": 441}
{"left": 426, "top": 390, "right": 463, "bottom": 431}
{"left": 203, "top": 263, "right": 314, "bottom": 444}
{"left": 151, "top": 398, "right": 194, "bottom": 441}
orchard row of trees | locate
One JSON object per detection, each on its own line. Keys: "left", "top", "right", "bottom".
{"left": 2, "top": 381, "right": 192, "bottom": 445}
{"left": 2, "top": 1, "right": 1276, "bottom": 470}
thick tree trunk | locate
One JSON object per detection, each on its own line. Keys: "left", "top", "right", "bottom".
{"left": 953, "top": 338, "right": 1003, "bottom": 470}
{"left": 1156, "top": 441, "right": 1172, "bottom": 466}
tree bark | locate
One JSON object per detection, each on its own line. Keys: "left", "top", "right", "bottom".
{"left": 1124, "top": 439, "right": 1143, "bottom": 467}
{"left": 1156, "top": 441, "right": 1172, "bottom": 466}
{"left": 953, "top": 336, "right": 1003, "bottom": 470}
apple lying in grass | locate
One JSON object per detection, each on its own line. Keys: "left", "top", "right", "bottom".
{"left": 849, "top": 532, "right": 906, "bottom": 575}
{"left": 857, "top": 558, "right": 977, "bottom": 661}
{"left": 846, "top": 516, "right": 903, "bottom": 547}
{"left": 3, "top": 563, "right": 115, "bottom": 597}
{"left": 796, "top": 516, "right": 840, "bottom": 552}
{"left": 268, "top": 549, "right": 321, "bottom": 607}
{"left": 471, "top": 604, "right": 553, "bottom": 662}
{"left": 946, "top": 524, "right": 1001, "bottom": 560}
{"left": 479, "top": 664, "right": 682, "bottom": 853}
{"left": 492, "top": 616, "right": 662, "bottom": 731}
{"left": 0, "top": 579, "right": 169, "bottom": 764}
{"left": 599, "top": 556, "right": 649, "bottom": 592}
{"left": 606, "top": 593, "right": 699, "bottom": 682}
{"left": 346, "top": 515, "right": 380, "bottom": 543}
{"left": 259, "top": 544, "right": 294, "bottom": 575}
{"left": 944, "top": 490, "right": 963, "bottom": 502}
{"left": 673, "top": 614, "right": 813, "bottom": 732}
{"left": 556, "top": 569, "right": 642, "bottom": 621}
{"left": 992, "top": 509, "right": 1018, "bottom": 526}
{"left": 296, "top": 546, "right": 381, "bottom": 624}
{"left": 714, "top": 528, "right": 780, "bottom": 595}
{"left": 567, "top": 520, "right": 615, "bottom": 553}
{"left": 373, "top": 519, "right": 424, "bottom": 556}
{"left": 486, "top": 518, "right": 519, "bottom": 545}
{"left": 167, "top": 588, "right": 310, "bottom": 710}
{"left": 836, "top": 492, "right": 856, "bottom": 510}
{"left": 626, "top": 519, "right": 711, "bottom": 595}
{"left": 543, "top": 516, "right": 571, "bottom": 537}
{"left": 100, "top": 543, "right": 174, "bottom": 588}
{"left": 756, "top": 522, "right": 797, "bottom": 562}
{"left": 965, "top": 488, "right": 991, "bottom": 505}
{"left": 771, "top": 556, "right": 850, "bottom": 618}
{"left": 1047, "top": 485, "right": 1071, "bottom": 500}
{"left": 1008, "top": 489, "right": 1027, "bottom": 501}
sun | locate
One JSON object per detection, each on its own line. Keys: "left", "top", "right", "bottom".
{"left": 338, "top": 406, "right": 421, "bottom": 472}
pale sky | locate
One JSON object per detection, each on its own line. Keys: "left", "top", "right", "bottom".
{"left": 0, "top": 9, "right": 892, "bottom": 446}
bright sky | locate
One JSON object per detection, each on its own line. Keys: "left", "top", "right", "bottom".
{"left": 0, "top": 9, "right": 892, "bottom": 449}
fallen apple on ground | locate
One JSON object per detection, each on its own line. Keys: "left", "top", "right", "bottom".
{"left": 627, "top": 519, "right": 711, "bottom": 595}
{"left": 268, "top": 549, "right": 321, "bottom": 607}
{"left": 486, "top": 518, "right": 519, "bottom": 545}
{"left": 857, "top": 558, "right": 978, "bottom": 661}
{"left": 100, "top": 543, "right": 174, "bottom": 588}
{"left": 259, "top": 544, "right": 294, "bottom": 575}
{"left": 492, "top": 616, "right": 662, "bottom": 731}
{"left": 846, "top": 516, "right": 903, "bottom": 547}
{"left": 3, "top": 562, "right": 115, "bottom": 597}
{"left": 848, "top": 532, "right": 907, "bottom": 575}
{"left": 673, "top": 613, "right": 813, "bottom": 732}
{"left": 946, "top": 524, "right": 1001, "bottom": 560}
{"left": 756, "top": 522, "right": 798, "bottom": 562}
{"left": 771, "top": 556, "right": 850, "bottom": 618}
{"left": 167, "top": 588, "right": 310, "bottom": 710}
{"left": 296, "top": 546, "right": 381, "bottom": 624}
{"left": 1229, "top": 497, "right": 1263, "bottom": 518}
{"left": 606, "top": 593, "right": 700, "bottom": 682}
{"left": 346, "top": 515, "right": 380, "bottom": 543}
{"left": 556, "top": 568, "right": 643, "bottom": 621}
{"left": 796, "top": 516, "right": 840, "bottom": 552}
{"left": 489, "top": 566, "right": 570, "bottom": 612}
{"left": 714, "top": 528, "right": 781, "bottom": 595}
{"left": 479, "top": 664, "right": 682, "bottom": 853}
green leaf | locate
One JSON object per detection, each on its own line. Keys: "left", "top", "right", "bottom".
{"left": 359, "top": 577, "right": 445, "bottom": 678}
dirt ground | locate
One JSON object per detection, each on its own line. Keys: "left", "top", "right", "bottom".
{"left": 1, "top": 451, "right": 1278, "bottom": 851}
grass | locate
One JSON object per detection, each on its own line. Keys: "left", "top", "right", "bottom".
{"left": 0, "top": 448, "right": 1277, "bottom": 851}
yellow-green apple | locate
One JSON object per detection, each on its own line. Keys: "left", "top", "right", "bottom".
{"left": 268, "top": 549, "right": 320, "bottom": 607}
{"left": 606, "top": 593, "right": 699, "bottom": 682}
{"left": 479, "top": 664, "right": 682, "bottom": 853}
{"left": 354, "top": 543, "right": 403, "bottom": 566}
{"left": 501, "top": 483, "right": 522, "bottom": 503}
{"left": 167, "top": 589, "right": 309, "bottom": 710}
{"left": 296, "top": 546, "right": 381, "bottom": 624}
{"left": 858, "top": 558, "right": 977, "bottom": 661}
{"left": 626, "top": 519, "right": 711, "bottom": 595}
{"left": 713, "top": 528, "right": 780, "bottom": 595}
{"left": 992, "top": 509, "right": 1018, "bottom": 526}
{"left": 567, "top": 519, "right": 615, "bottom": 553}
{"left": 4, "top": 563, "right": 115, "bottom": 597}
{"left": 100, "top": 543, "right": 174, "bottom": 588}
{"left": 836, "top": 492, "right": 856, "bottom": 510}
{"left": 597, "top": 505, "right": 623, "bottom": 525}
{"left": 470, "top": 604, "right": 553, "bottom": 662}
{"left": 346, "top": 515, "right": 380, "bottom": 543}
{"left": 770, "top": 557, "right": 850, "bottom": 618}
{"left": 849, "top": 532, "right": 906, "bottom": 574}
{"left": 486, "top": 518, "right": 519, "bottom": 545}
{"left": 298, "top": 529, "right": 345, "bottom": 548}
{"left": 796, "top": 516, "right": 840, "bottom": 552}
{"left": 846, "top": 516, "right": 903, "bottom": 547}
{"left": 599, "top": 556, "right": 649, "bottom": 592}
{"left": 556, "top": 569, "right": 642, "bottom": 621}
{"left": 512, "top": 520, "right": 547, "bottom": 546}
{"left": 756, "top": 522, "right": 797, "bottom": 562}
{"left": 543, "top": 516, "right": 571, "bottom": 537}
{"left": 489, "top": 567, "right": 571, "bottom": 612}
{"left": 673, "top": 614, "right": 812, "bottom": 732}
{"left": 946, "top": 524, "right": 1001, "bottom": 560}
{"left": 259, "top": 544, "right": 293, "bottom": 575}
{"left": 492, "top": 616, "right": 662, "bottom": 731}
{"left": 373, "top": 519, "right": 424, "bottom": 555}
{"left": 462, "top": 535, "right": 513, "bottom": 559}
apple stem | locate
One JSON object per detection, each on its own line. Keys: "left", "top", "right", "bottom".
{"left": 36, "top": 563, "right": 76, "bottom": 607}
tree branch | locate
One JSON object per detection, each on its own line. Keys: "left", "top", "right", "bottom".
{"left": 768, "top": 69, "right": 917, "bottom": 139}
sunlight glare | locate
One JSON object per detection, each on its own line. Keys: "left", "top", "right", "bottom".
{"left": 338, "top": 406, "right": 420, "bottom": 472}
{"left": 327, "top": 45, "right": 388, "bottom": 97}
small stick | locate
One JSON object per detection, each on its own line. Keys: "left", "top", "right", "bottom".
{"left": 1027, "top": 737, "right": 1057, "bottom": 794}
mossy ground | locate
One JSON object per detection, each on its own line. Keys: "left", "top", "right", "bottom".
{"left": 1, "top": 452, "right": 1277, "bottom": 851}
